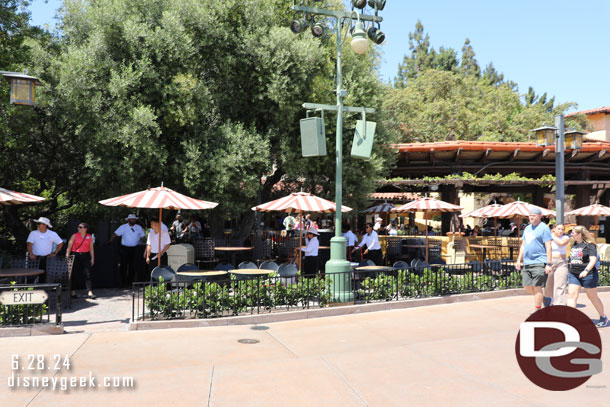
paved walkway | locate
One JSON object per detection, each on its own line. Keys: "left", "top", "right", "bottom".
{"left": 61, "top": 288, "right": 133, "bottom": 334}
{"left": 1, "top": 292, "right": 609, "bottom": 406}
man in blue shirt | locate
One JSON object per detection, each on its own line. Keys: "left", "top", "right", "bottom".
{"left": 515, "top": 207, "right": 553, "bottom": 311}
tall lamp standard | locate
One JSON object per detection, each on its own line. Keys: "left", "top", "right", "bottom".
{"left": 290, "top": 1, "right": 386, "bottom": 300}
{"left": 532, "top": 115, "right": 584, "bottom": 223}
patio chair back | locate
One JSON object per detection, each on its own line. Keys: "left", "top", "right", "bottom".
{"left": 215, "top": 263, "right": 234, "bottom": 272}
{"left": 238, "top": 261, "right": 257, "bottom": 269}
{"left": 151, "top": 266, "right": 176, "bottom": 282}
{"left": 259, "top": 261, "right": 279, "bottom": 272}
{"left": 392, "top": 260, "right": 410, "bottom": 271}
{"left": 46, "top": 255, "right": 75, "bottom": 308}
{"left": 176, "top": 263, "right": 199, "bottom": 273}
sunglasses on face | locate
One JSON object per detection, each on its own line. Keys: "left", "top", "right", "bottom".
{"left": 78, "top": 226, "right": 85, "bottom": 229}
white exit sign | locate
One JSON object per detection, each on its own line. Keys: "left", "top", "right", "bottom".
{"left": 0, "top": 290, "right": 48, "bottom": 305}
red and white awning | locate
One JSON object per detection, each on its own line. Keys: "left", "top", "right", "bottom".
{"left": 486, "top": 201, "right": 555, "bottom": 218}
{"left": 566, "top": 203, "right": 610, "bottom": 217}
{"left": 252, "top": 192, "right": 351, "bottom": 213}
{"left": 99, "top": 186, "right": 218, "bottom": 210}
{"left": 392, "top": 197, "right": 462, "bottom": 213}
{"left": 360, "top": 202, "right": 396, "bottom": 214}
{"left": 460, "top": 204, "right": 503, "bottom": 218}
{"left": 0, "top": 187, "right": 45, "bottom": 205}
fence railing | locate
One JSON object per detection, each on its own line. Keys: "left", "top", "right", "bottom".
{"left": 0, "top": 283, "right": 63, "bottom": 326}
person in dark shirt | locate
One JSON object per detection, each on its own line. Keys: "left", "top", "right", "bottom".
{"left": 567, "top": 226, "right": 608, "bottom": 327}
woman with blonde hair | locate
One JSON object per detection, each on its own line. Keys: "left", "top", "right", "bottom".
{"left": 543, "top": 223, "right": 570, "bottom": 306}
{"left": 566, "top": 225, "right": 608, "bottom": 327}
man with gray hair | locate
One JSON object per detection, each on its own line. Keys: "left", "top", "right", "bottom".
{"left": 515, "top": 206, "right": 553, "bottom": 311}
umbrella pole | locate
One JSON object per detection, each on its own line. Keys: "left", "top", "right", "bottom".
{"left": 494, "top": 217, "right": 497, "bottom": 237}
{"left": 425, "top": 216, "right": 429, "bottom": 262}
{"left": 596, "top": 215, "right": 599, "bottom": 240}
{"left": 299, "top": 210, "right": 303, "bottom": 271}
{"left": 158, "top": 207, "right": 162, "bottom": 267}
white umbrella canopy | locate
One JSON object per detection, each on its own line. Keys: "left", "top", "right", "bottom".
{"left": 0, "top": 187, "right": 45, "bottom": 205}
{"left": 252, "top": 192, "right": 352, "bottom": 269}
{"left": 360, "top": 202, "right": 396, "bottom": 214}
{"left": 460, "top": 203, "right": 503, "bottom": 237}
{"left": 100, "top": 185, "right": 218, "bottom": 266}
{"left": 485, "top": 201, "right": 555, "bottom": 219}
{"left": 566, "top": 203, "right": 610, "bottom": 238}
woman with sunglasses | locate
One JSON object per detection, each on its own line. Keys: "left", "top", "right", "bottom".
{"left": 65, "top": 222, "right": 96, "bottom": 299}
{"left": 567, "top": 225, "right": 607, "bottom": 327}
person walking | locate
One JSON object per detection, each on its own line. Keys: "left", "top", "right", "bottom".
{"left": 26, "top": 217, "right": 63, "bottom": 282}
{"left": 515, "top": 207, "right": 553, "bottom": 312}
{"left": 566, "top": 225, "right": 608, "bottom": 327}
{"left": 301, "top": 228, "right": 320, "bottom": 278}
{"left": 110, "top": 214, "right": 146, "bottom": 287}
{"left": 65, "top": 222, "right": 96, "bottom": 299}
{"left": 145, "top": 217, "right": 172, "bottom": 275}
{"left": 352, "top": 222, "right": 382, "bottom": 265}
{"left": 543, "top": 224, "right": 570, "bottom": 306}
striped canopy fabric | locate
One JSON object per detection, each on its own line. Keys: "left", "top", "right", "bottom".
{"left": 99, "top": 186, "right": 218, "bottom": 210}
{"left": 486, "top": 201, "right": 555, "bottom": 218}
{"left": 392, "top": 197, "right": 463, "bottom": 213}
{"left": 566, "top": 204, "right": 610, "bottom": 217}
{"left": 360, "top": 202, "right": 396, "bottom": 214}
{"left": 252, "top": 192, "right": 351, "bottom": 213}
{"left": 460, "top": 204, "right": 503, "bottom": 218}
{"left": 0, "top": 187, "right": 45, "bottom": 205}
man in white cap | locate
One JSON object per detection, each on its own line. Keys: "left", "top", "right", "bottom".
{"left": 301, "top": 228, "right": 320, "bottom": 277}
{"left": 110, "top": 214, "right": 146, "bottom": 286}
{"left": 515, "top": 206, "right": 553, "bottom": 311}
{"left": 27, "top": 217, "right": 63, "bottom": 282}
{"left": 373, "top": 217, "right": 383, "bottom": 233}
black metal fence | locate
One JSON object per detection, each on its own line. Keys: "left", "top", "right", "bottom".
{"left": 0, "top": 283, "right": 63, "bottom": 326}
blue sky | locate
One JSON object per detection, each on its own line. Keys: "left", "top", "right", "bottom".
{"left": 27, "top": 0, "right": 610, "bottom": 112}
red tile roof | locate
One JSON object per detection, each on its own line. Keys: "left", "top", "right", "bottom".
{"left": 566, "top": 106, "right": 610, "bottom": 117}
{"left": 391, "top": 140, "right": 610, "bottom": 153}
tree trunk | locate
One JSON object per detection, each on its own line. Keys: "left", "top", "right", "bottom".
{"left": 1, "top": 206, "right": 29, "bottom": 252}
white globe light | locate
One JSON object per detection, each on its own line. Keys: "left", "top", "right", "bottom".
{"left": 351, "top": 22, "right": 368, "bottom": 54}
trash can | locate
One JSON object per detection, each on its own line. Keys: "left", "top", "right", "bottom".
{"left": 167, "top": 243, "right": 194, "bottom": 272}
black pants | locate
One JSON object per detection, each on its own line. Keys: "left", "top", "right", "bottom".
{"left": 119, "top": 245, "right": 138, "bottom": 286}
{"left": 36, "top": 255, "right": 48, "bottom": 283}
{"left": 146, "top": 252, "right": 168, "bottom": 276}
{"left": 303, "top": 256, "right": 319, "bottom": 278}
{"left": 71, "top": 252, "right": 92, "bottom": 291}
{"left": 364, "top": 249, "right": 383, "bottom": 266}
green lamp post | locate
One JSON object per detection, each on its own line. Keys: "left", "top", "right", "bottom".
{"left": 290, "top": 1, "right": 386, "bottom": 301}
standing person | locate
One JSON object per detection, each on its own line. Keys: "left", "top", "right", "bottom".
{"left": 170, "top": 214, "right": 186, "bottom": 243}
{"left": 301, "top": 228, "right": 319, "bottom": 277}
{"left": 110, "top": 214, "right": 146, "bottom": 287}
{"left": 543, "top": 224, "right": 570, "bottom": 306}
{"left": 185, "top": 215, "right": 202, "bottom": 240}
{"left": 515, "top": 207, "right": 553, "bottom": 312}
{"left": 373, "top": 217, "right": 383, "bottom": 233}
{"left": 352, "top": 222, "right": 382, "bottom": 265}
{"left": 65, "top": 222, "right": 95, "bottom": 299}
{"left": 26, "top": 217, "right": 64, "bottom": 282}
{"left": 304, "top": 214, "right": 312, "bottom": 230}
{"left": 387, "top": 223, "right": 398, "bottom": 236}
{"left": 145, "top": 217, "right": 172, "bottom": 275}
{"left": 342, "top": 224, "right": 358, "bottom": 260}
{"left": 283, "top": 214, "right": 296, "bottom": 237}
{"left": 566, "top": 226, "right": 608, "bottom": 327}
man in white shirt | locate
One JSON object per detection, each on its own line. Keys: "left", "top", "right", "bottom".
{"left": 110, "top": 214, "right": 146, "bottom": 286}
{"left": 373, "top": 217, "right": 383, "bottom": 232}
{"left": 342, "top": 224, "right": 358, "bottom": 260}
{"left": 301, "top": 228, "right": 319, "bottom": 277}
{"left": 27, "top": 217, "right": 63, "bottom": 282}
{"left": 146, "top": 217, "right": 172, "bottom": 274}
{"left": 352, "top": 222, "right": 382, "bottom": 265}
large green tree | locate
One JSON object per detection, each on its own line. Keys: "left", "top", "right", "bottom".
{"left": 1, "top": 0, "right": 394, "bottom": 247}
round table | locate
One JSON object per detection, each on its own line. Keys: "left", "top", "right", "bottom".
{"left": 0, "top": 268, "right": 45, "bottom": 284}
{"left": 229, "top": 268, "right": 271, "bottom": 281}
{"left": 214, "top": 247, "right": 253, "bottom": 266}
{"left": 176, "top": 270, "right": 228, "bottom": 282}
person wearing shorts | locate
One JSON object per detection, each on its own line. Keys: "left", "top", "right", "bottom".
{"left": 567, "top": 225, "right": 608, "bottom": 327}
{"left": 515, "top": 207, "right": 553, "bottom": 312}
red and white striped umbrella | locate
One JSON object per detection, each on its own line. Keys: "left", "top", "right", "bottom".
{"left": 565, "top": 203, "right": 610, "bottom": 217}
{"left": 360, "top": 202, "right": 396, "bottom": 214}
{"left": 251, "top": 192, "right": 351, "bottom": 213}
{"left": 99, "top": 186, "right": 218, "bottom": 210}
{"left": 486, "top": 201, "right": 555, "bottom": 218}
{"left": 100, "top": 185, "right": 218, "bottom": 266}
{"left": 392, "top": 197, "right": 462, "bottom": 262}
{"left": 392, "top": 197, "right": 463, "bottom": 213}
{"left": 460, "top": 204, "right": 503, "bottom": 218}
{"left": 0, "top": 187, "right": 45, "bottom": 205}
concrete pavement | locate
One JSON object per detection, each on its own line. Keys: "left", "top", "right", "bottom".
{"left": 1, "top": 292, "right": 609, "bottom": 406}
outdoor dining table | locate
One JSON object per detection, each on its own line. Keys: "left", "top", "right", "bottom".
{"left": 214, "top": 247, "right": 253, "bottom": 267}
{"left": 354, "top": 265, "right": 395, "bottom": 277}
{"left": 0, "top": 268, "right": 45, "bottom": 284}
{"left": 176, "top": 270, "right": 228, "bottom": 282}
{"left": 468, "top": 244, "right": 502, "bottom": 260}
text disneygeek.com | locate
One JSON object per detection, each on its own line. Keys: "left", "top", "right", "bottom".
{"left": 8, "top": 372, "right": 135, "bottom": 391}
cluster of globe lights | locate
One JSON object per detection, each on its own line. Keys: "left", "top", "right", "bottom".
{"left": 290, "top": 0, "right": 386, "bottom": 54}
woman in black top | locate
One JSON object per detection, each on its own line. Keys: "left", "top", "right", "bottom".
{"left": 567, "top": 226, "right": 608, "bottom": 327}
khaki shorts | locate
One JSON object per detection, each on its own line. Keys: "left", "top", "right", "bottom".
{"left": 521, "top": 263, "right": 547, "bottom": 287}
